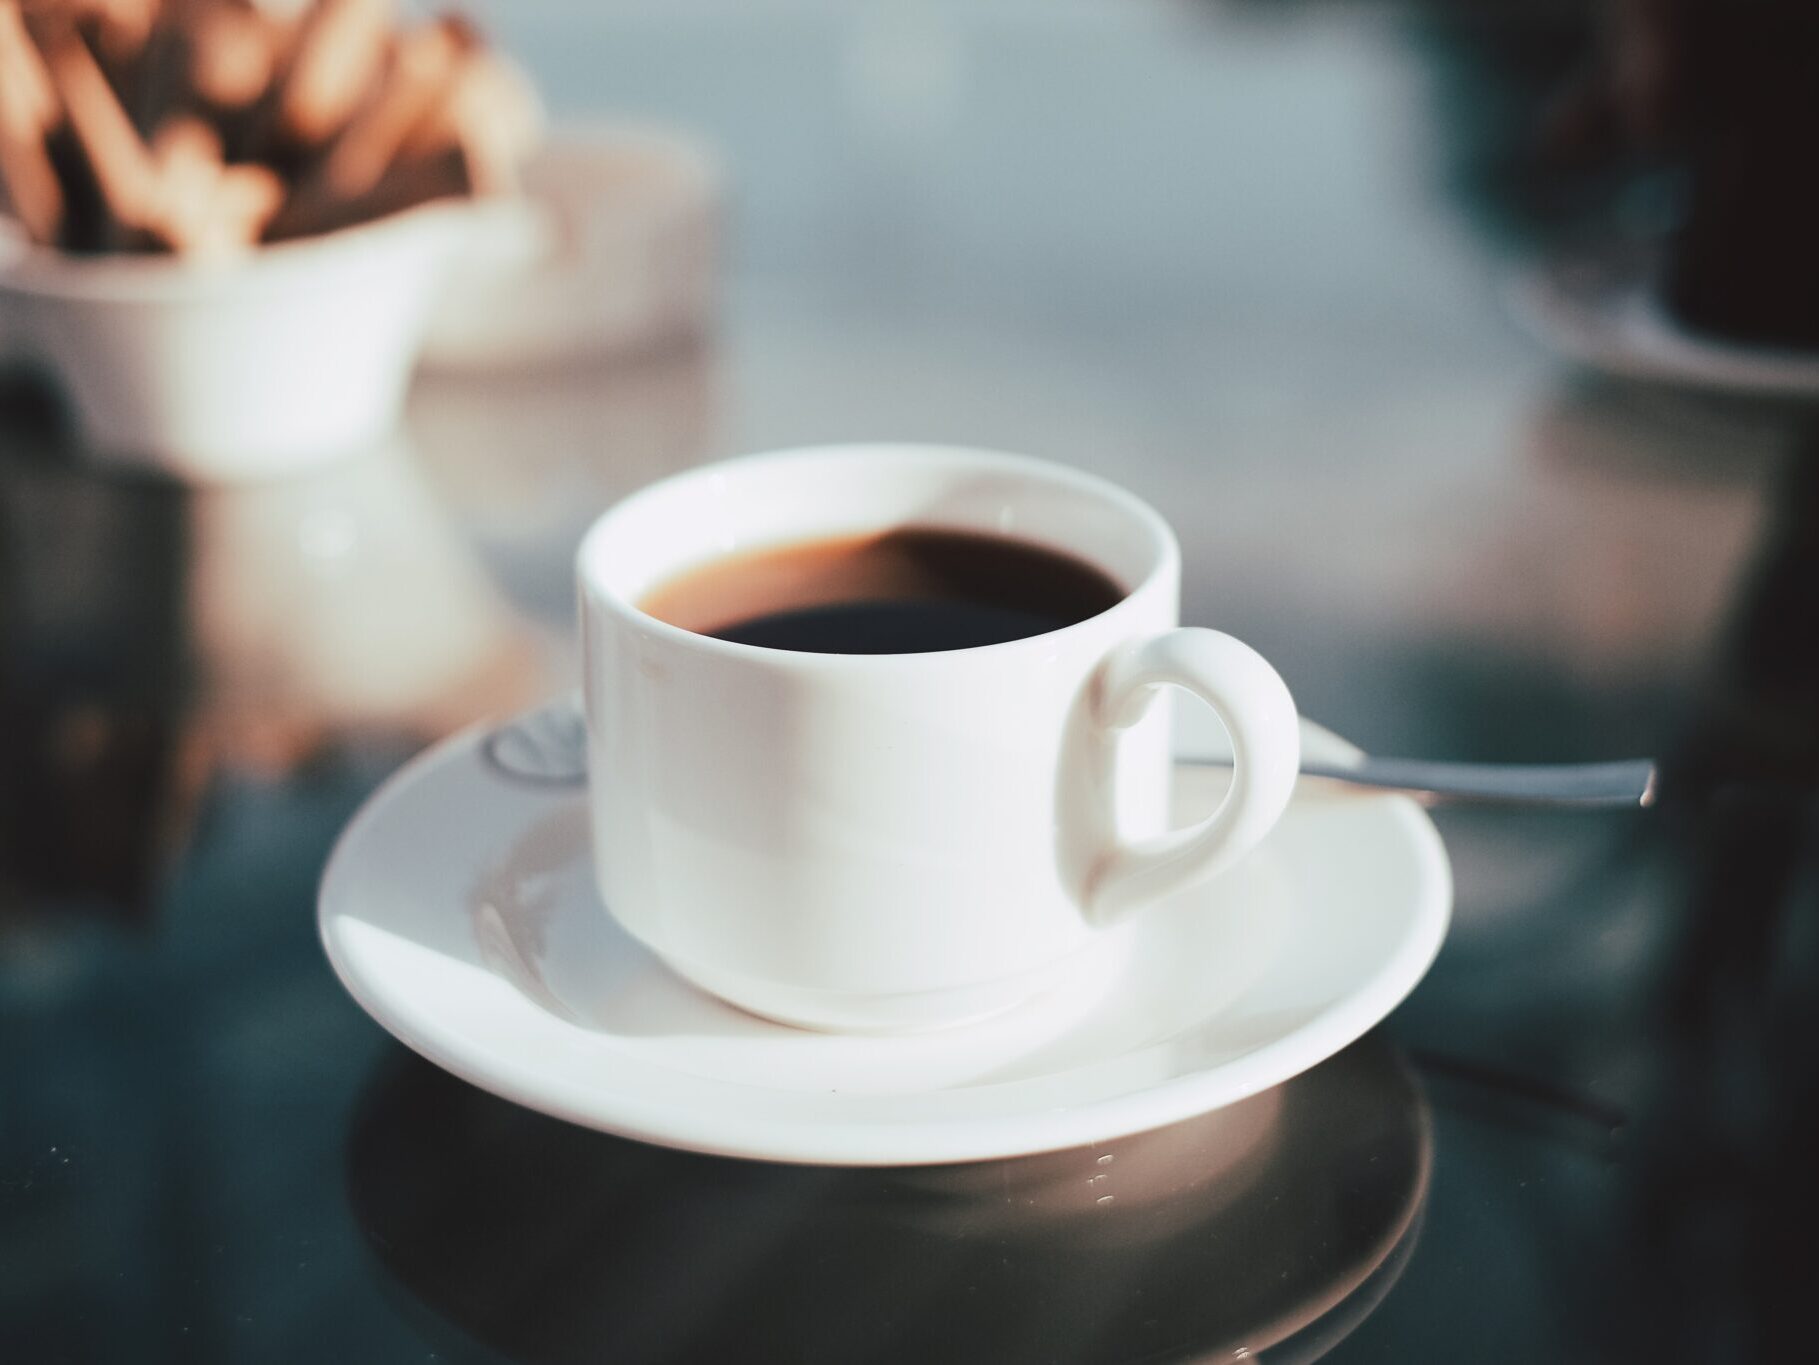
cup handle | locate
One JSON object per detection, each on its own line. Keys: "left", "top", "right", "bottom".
{"left": 1090, "top": 628, "right": 1300, "bottom": 922}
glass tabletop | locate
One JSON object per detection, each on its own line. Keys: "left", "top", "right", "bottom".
{"left": 3, "top": 3, "right": 1815, "bottom": 1361}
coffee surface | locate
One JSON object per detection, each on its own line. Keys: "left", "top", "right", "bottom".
{"left": 639, "top": 527, "right": 1125, "bottom": 654}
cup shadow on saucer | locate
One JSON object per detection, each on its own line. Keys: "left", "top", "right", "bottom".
{"left": 344, "top": 1033, "right": 1430, "bottom": 1365}
{"left": 465, "top": 798, "right": 747, "bottom": 1037}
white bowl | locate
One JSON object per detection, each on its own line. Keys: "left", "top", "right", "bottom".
{"left": 0, "top": 201, "right": 476, "bottom": 482}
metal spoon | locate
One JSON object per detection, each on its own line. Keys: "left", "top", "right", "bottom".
{"left": 484, "top": 698, "right": 1658, "bottom": 810}
{"left": 1179, "top": 752, "right": 1658, "bottom": 809}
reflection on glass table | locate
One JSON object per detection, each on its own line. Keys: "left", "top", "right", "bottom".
{"left": 348, "top": 1034, "right": 1429, "bottom": 1365}
{"left": 0, "top": 410, "right": 538, "bottom": 924}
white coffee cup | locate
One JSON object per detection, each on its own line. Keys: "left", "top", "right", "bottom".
{"left": 577, "top": 444, "right": 1300, "bottom": 1032}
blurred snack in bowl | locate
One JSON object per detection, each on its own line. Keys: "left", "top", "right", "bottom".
{"left": 268, "top": 9, "right": 543, "bottom": 238}
{"left": 0, "top": 0, "right": 541, "bottom": 256}
{"left": 288, "top": 15, "right": 472, "bottom": 213}
{"left": 0, "top": 0, "right": 546, "bottom": 480}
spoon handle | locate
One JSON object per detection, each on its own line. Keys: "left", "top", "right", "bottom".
{"left": 485, "top": 696, "right": 1660, "bottom": 809}
{"left": 1180, "top": 754, "right": 1659, "bottom": 809}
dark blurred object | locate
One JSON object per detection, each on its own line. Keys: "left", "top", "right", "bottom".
{"left": 1669, "top": 443, "right": 1819, "bottom": 801}
{"left": 1629, "top": 435, "right": 1819, "bottom": 1362}
{"left": 1407, "top": 8, "right": 1604, "bottom": 250}
{"left": 0, "top": 391, "right": 540, "bottom": 928}
{"left": 0, "top": 400, "right": 198, "bottom": 924}
{"left": 1550, "top": 0, "right": 1819, "bottom": 348}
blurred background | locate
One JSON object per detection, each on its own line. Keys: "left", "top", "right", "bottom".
{"left": 3, "top": 1, "right": 1816, "bottom": 1361}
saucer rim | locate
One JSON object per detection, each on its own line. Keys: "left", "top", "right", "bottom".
{"left": 1508, "top": 240, "right": 1819, "bottom": 396}
{"left": 320, "top": 723, "right": 1452, "bottom": 1166}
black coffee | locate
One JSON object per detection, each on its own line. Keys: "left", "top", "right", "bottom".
{"left": 639, "top": 527, "right": 1125, "bottom": 654}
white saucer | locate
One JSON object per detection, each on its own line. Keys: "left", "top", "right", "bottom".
{"left": 1510, "top": 239, "right": 1819, "bottom": 396}
{"left": 319, "top": 719, "right": 1451, "bottom": 1165}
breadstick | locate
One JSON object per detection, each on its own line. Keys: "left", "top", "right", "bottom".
{"left": 212, "top": 161, "right": 281, "bottom": 233}
{"left": 173, "top": 162, "right": 281, "bottom": 254}
{"left": 0, "top": 3, "right": 66, "bottom": 241}
{"left": 146, "top": 112, "right": 279, "bottom": 254}
{"left": 274, "top": 0, "right": 391, "bottom": 147}
{"left": 83, "top": 0, "right": 159, "bottom": 76}
{"left": 0, "top": 116, "right": 65, "bottom": 245}
{"left": 150, "top": 111, "right": 220, "bottom": 164}
{"left": 403, "top": 47, "right": 540, "bottom": 195}
{"left": 315, "top": 18, "right": 466, "bottom": 200}
{"left": 187, "top": 0, "right": 281, "bottom": 111}
{"left": 149, "top": 110, "right": 221, "bottom": 213}
{"left": 0, "top": 2, "right": 59, "bottom": 130}
{"left": 40, "top": 25, "right": 161, "bottom": 236}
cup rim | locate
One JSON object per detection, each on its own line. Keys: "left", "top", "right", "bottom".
{"left": 576, "top": 443, "right": 1181, "bottom": 666}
